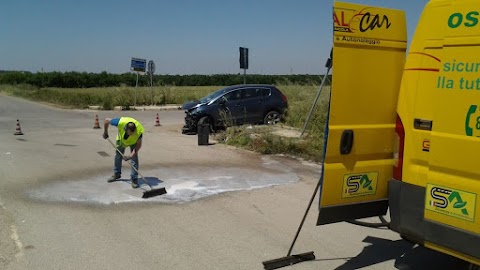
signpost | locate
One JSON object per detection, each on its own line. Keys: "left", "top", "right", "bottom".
{"left": 147, "top": 60, "right": 155, "bottom": 87}
{"left": 130, "top": 58, "right": 146, "bottom": 107}
{"left": 239, "top": 47, "right": 248, "bottom": 84}
{"left": 147, "top": 60, "right": 156, "bottom": 105}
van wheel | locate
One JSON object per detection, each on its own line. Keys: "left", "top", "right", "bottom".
{"left": 468, "top": 263, "right": 480, "bottom": 270}
{"left": 264, "top": 111, "right": 280, "bottom": 125}
{"left": 198, "top": 116, "right": 215, "bottom": 133}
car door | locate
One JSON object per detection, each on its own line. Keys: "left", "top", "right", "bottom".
{"left": 220, "top": 89, "right": 245, "bottom": 126}
{"left": 242, "top": 87, "right": 267, "bottom": 124}
{"left": 317, "top": 1, "right": 407, "bottom": 225}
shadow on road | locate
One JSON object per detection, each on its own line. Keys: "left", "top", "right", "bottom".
{"left": 118, "top": 177, "right": 163, "bottom": 187}
{"left": 333, "top": 236, "right": 470, "bottom": 270}
{"left": 142, "top": 176, "right": 163, "bottom": 187}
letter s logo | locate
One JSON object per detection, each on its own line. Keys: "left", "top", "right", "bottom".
{"left": 465, "top": 11, "right": 480, "bottom": 27}
{"left": 346, "top": 176, "right": 360, "bottom": 193}
{"left": 449, "top": 11, "right": 479, "bottom": 28}
{"left": 431, "top": 188, "right": 449, "bottom": 209}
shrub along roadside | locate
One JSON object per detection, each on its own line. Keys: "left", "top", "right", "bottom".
{"left": 0, "top": 71, "right": 331, "bottom": 88}
{"left": 214, "top": 126, "right": 326, "bottom": 163}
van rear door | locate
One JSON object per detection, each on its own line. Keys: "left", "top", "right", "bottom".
{"left": 317, "top": 1, "right": 407, "bottom": 225}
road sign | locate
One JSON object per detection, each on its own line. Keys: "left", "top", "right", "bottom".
{"left": 148, "top": 60, "right": 155, "bottom": 74}
{"left": 239, "top": 47, "right": 249, "bottom": 69}
{"left": 131, "top": 58, "right": 146, "bottom": 72}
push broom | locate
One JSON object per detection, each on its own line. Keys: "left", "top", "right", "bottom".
{"left": 106, "top": 138, "right": 167, "bottom": 199}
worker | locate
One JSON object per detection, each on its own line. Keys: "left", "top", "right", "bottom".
{"left": 103, "top": 117, "right": 144, "bottom": 188}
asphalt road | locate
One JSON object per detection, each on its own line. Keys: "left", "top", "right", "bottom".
{"left": 0, "top": 94, "right": 471, "bottom": 270}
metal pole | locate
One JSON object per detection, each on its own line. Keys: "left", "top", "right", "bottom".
{"left": 150, "top": 72, "right": 154, "bottom": 105}
{"left": 135, "top": 72, "right": 139, "bottom": 107}
{"left": 243, "top": 68, "right": 246, "bottom": 84}
{"left": 300, "top": 68, "right": 331, "bottom": 138}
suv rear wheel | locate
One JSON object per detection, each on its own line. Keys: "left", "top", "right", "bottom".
{"left": 264, "top": 110, "right": 280, "bottom": 125}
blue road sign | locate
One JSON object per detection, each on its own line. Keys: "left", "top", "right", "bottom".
{"left": 131, "top": 58, "right": 147, "bottom": 72}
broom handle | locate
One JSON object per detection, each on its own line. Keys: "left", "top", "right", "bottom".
{"left": 287, "top": 174, "right": 322, "bottom": 256}
{"left": 106, "top": 137, "right": 151, "bottom": 188}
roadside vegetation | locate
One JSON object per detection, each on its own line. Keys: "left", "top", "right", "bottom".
{"left": 0, "top": 71, "right": 329, "bottom": 87}
{"left": 0, "top": 83, "right": 330, "bottom": 162}
{"left": 0, "top": 84, "right": 215, "bottom": 109}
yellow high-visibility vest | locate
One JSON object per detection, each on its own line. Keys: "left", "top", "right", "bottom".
{"left": 116, "top": 117, "right": 144, "bottom": 147}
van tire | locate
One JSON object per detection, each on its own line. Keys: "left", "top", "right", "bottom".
{"left": 468, "top": 264, "right": 480, "bottom": 270}
{"left": 264, "top": 110, "right": 280, "bottom": 125}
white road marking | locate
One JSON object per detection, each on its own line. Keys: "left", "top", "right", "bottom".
{"left": 11, "top": 225, "right": 24, "bottom": 259}
{"left": 0, "top": 199, "right": 24, "bottom": 259}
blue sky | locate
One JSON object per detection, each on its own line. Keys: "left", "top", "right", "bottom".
{"left": 0, "top": 0, "right": 429, "bottom": 75}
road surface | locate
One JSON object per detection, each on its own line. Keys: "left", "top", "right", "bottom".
{"left": 0, "top": 94, "right": 470, "bottom": 270}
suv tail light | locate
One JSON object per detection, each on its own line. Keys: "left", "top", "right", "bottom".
{"left": 393, "top": 115, "right": 405, "bottom": 181}
{"left": 281, "top": 93, "right": 287, "bottom": 103}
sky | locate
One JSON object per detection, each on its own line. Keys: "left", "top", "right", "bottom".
{"left": 0, "top": 0, "right": 429, "bottom": 75}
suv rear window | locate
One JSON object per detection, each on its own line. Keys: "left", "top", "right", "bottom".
{"left": 244, "top": 88, "right": 270, "bottom": 99}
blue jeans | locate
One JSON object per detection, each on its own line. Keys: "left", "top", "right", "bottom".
{"left": 114, "top": 142, "right": 139, "bottom": 180}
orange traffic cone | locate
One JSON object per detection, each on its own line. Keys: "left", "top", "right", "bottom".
{"left": 155, "top": 113, "right": 161, "bottom": 126}
{"left": 93, "top": 115, "right": 101, "bottom": 129}
{"left": 14, "top": 119, "right": 24, "bottom": 135}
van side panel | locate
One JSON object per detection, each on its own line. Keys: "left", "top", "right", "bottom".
{"left": 392, "top": 0, "right": 480, "bottom": 265}
{"left": 427, "top": 1, "right": 480, "bottom": 234}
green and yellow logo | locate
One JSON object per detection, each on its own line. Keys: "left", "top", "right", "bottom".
{"left": 425, "top": 184, "right": 476, "bottom": 222}
{"left": 342, "top": 172, "right": 378, "bottom": 198}
{"left": 448, "top": 12, "right": 479, "bottom": 28}
{"left": 465, "top": 105, "right": 480, "bottom": 137}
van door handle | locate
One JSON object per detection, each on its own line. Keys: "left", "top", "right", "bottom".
{"left": 340, "top": 130, "right": 354, "bottom": 155}
{"left": 414, "top": 118, "right": 432, "bottom": 131}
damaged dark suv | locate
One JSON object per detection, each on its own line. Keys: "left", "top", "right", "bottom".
{"left": 181, "top": 84, "right": 288, "bottom": 134}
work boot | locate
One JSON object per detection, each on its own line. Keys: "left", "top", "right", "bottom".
{"left": 131, "top": 178, "right": 139, "bottom": 188}
{"left": 107, "top": 174, "right": 121, "bottom": 183}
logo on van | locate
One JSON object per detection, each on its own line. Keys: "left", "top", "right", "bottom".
{"left": 334, "top": 8, "right": 391, "bottom": 33}
{"left": 422, "top": 140, "right": 430, "bottom": 152}
{"left": 342, "top": 172, "right": 378, "bottom": 198}
{"left": 448, "top": 12, "right": 479, "bottom": 28}
{"left": 426, "top": 184, "right": 476, "bottom": 222}
{"left": 465, "top": 105, "right": 480, "bottom": 137}
{"left": 358, "top": 12, "right": 391, "bottom": 32}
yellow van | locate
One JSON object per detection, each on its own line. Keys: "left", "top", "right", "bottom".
{"left": 318, "top": 0, "right": 480, "bottom": 267}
